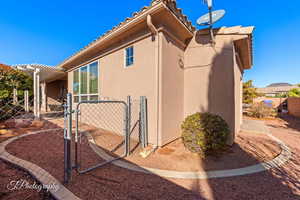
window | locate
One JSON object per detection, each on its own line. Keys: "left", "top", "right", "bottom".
{"left": 73, "top": 61, "right": 99, "bottom": 103}
{"left": 73, "top": 70, "right": 79, "bottom": 95}
{"left": 89, "top": 62, "right": 98, "bottom": 93}
{"left": 125, "top": 46, "right": 134, "bottom": 67}
{"left": 80, "top": 66, "right": 88, "bottom": 94}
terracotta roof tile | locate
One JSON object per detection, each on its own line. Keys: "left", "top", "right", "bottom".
{"left": 0, "top": 63, "right": 12, "bottom": 71}
{"left": 58, "top": 0, "right": 195, "bottom": 68}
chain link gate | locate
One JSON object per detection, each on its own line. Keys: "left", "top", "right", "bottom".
{"left": 75, "top": 97, "right": 130, "bottom": 174}
{"left": 63, "top": 93, "right": 148, "bottom": 183}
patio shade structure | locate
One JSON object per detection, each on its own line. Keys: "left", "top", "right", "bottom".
{"left": 13, "top": 64, "right": 66, "bottom": 118}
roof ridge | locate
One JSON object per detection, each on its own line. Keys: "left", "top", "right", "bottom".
{"left": 58, "top": 0, "right": 195, "bottom": 68}
{"left": 13, "top": 64, "right": 54, "bottom": 68}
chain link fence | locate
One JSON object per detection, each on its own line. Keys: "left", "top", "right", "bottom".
{"left": 0, "top": 90, "right": 35, "bottom": 122}
{"left": 74, "top": 97, "right": 130, "bottom": 174}
{"left": 63, "top": 94, "right": 148, "bottom": 182}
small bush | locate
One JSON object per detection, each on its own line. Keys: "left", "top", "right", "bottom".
{"left": 181, "top": 112, "right": 230, "bottom": 156}
{"left": 247, "top": 102, "right": 276, "bottom": 118}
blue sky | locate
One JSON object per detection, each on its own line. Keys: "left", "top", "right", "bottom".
{"left": 0, "top": 0, "right": 299, "bottom": 87}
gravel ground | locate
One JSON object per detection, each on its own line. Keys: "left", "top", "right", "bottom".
{"left": 169, "top": 116, "right": 300, "bottom": 200}
{"left": 4, "top": 116, "right": 300, "bottom": 200}
{"left": 0, "top": 160, "right": 54, "bottom": 200}
{"left": 91, "top": 129, "right": 281, "bottom": 172}
{"left": 0, "top": 119, "right": 61, "bottom": 200}
{"left": 6, "top": 130, "right": 201, "bottom": 200}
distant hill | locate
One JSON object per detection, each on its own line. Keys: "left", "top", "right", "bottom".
{"left": 267, "top": 83, "right": 292, "bottom": 87}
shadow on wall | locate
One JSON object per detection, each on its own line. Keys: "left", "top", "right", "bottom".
{"left": 194, "top": 31, "right": 237, "bottom": 144}
{"left": 187, "top": 31, "right": 300, "bottom": 199}
{"left": 208, "top": 42, "right": 236, "bottom": 143}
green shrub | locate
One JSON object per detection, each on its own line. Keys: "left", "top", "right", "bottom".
{"left": 248, "top": 102, "right": 276, "bottom": 118}
{"left": 181, "top": 112, "right": 230, "bottom": 156}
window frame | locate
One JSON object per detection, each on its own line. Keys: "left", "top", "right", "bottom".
{"left": 124, "top": 46, "right": 134, "bottom": 68}
{"left": 73, "top": 60, "right": 100, "bottom": 103}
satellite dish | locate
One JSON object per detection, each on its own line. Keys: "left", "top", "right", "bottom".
{"left": 204, "top": 0, "right": 213, "bottom": 9}
{"left": 197, "top": 9, "right": 226, "bottom": 26}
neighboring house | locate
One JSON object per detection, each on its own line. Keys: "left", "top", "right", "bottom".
{"left": 257, "top": 83, "right": 300, "bottom": 97}
{"left": 13, "top": 64, "right": 67, "bottom": 114}
{"left": 14, "top": 0, "right": 255, "bottom": 146}
{"left": 288, "top": 98, "right": 300, "bottom": 118}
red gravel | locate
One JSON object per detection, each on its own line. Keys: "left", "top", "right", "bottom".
{"left": 91, "top": 129, "right": 281, "bottom": 172}
{"left": 0, "top": 119, "right": 61, "bottom": 200}
{"left": 0, "top": 160, "right": 54, "bottom": 200}
{"left": 6, "top": 130, "right": 202, "bottom": 200}
{"left": 4, "top": 116, "right": 300, "bottom": 200}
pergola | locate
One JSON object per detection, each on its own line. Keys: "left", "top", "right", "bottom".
{"left": 13, "top": 64, "right": 66, "bottom": 118}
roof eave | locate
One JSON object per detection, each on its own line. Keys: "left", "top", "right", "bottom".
{"left": 234, "top": 37, "right": 253, "bottom": 70}
{"left": 58, "top": 1, "right": 195, "bottom": 69}
{"left": 58, "top": 2, "right": 166, "bottom": 69}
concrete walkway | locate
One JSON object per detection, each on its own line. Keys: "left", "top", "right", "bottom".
{"left": 241, "top": 119, "right": 270, "bottom": 134}
{"left": 87, "top": 119, "right": 291, "bottom": 179}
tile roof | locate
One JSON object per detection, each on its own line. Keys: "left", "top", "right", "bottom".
{"left": 257, "top": 85, "right": 300, "bottom": 94}
{"left": 198, "top": 25, "right": 255, "bottom": 68}
{"left": 58, "top": 0, "right": 195, "bottom": 68}
{"left": 12, "top": 64, "right": 65, "bottom": 72}
{"left": 197, "top": 25, "right": 255, "bottom": 35}
{"left": 0, "top": 63, "right": 12, "bottom": 71}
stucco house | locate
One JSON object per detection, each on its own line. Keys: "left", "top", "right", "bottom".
{"left": 17, "top": 0, "right": 254, "bottom": 147}
{"left": 257, "top": 83, "right": 300, "bottom": 97}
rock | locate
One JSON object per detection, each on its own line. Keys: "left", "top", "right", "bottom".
{"left": 4, "top": 119, "right": 32, "bottom": 129}
{"left": 0, "top": 129, "right": 13, "bottom": 135}
{"left": 15, "top": 119, "right": 32, "bottom": 128}
{"left": 0, "top": 123, "right": 6, "bottom": 129}
{"left": 139, "top": 145, "right": 155, "bottom": 158}
{"left": 31, "top": 120, "right": 45, "bottom": 128}
{"left": 4, "top": 119, "right": 16, "bottom": 128}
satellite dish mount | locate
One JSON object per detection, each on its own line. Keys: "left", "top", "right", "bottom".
{"left": 197, "top": 0, "right": 226, "bottom": 45}
{"left": 207, "top": 1, "right": 214, "bottom": 44}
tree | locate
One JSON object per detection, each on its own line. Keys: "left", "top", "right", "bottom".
{"left": 0, "top": 69, "right": 33, "bottom": 102}
{"left": 243, "top": 80, "right": 259, "bottom": 104}
{"left": 288, "top": 88, "right": 300, "bottom": 97}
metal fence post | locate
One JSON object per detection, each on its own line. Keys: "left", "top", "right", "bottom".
{"left": 126, "top": 96, "right": 131, "bottom": 156}
{"left": 75, "top": 107, "right": 79, "bottom": 170}
{"left": 64, "top": 93, "right": 72, "bottom": 183}
{"left": 140, "top": 96, "right": 148, "bottom": 148}
{"left": 140, "top": 96, "right": 145, "bottom": 148}
{"left": 143, "top": 96, "right": 148, "bottom": 146}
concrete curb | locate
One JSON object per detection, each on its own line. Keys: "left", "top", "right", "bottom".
{"left": 0, "top": 129, "right": 81, "bottom": 200}
{"left": 87, "top": 123, "right": 292, "bottom": 179}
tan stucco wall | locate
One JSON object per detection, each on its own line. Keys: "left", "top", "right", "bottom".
{"left": 66, "top": 29, "right": 246, "bottom": 146}
{"left": 68, "top": 34, "right": 158, "bottom": 144}
{"left": 46, "top": 80, "right": 67, "bottom": 111}
{"left": 184, "top": 33, "right": 241, "bottom": 144}
{"left": 288, "top": 98, "right": 300, "bottom": 118}
{"left": 68, "top": 72, "right": 73, "bottom": 94}
{"left": 233, "top": 46, "right": 243, "bottom": 138}
{"left": 159, "top": 32, "right": 185, "bottom": 145}
{"left": 101, "top": 34, "right": 157, "bottom": 143}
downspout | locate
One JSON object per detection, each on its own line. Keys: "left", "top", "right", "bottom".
{"left": 147, "top": 15, "right": 160, "bottom": 149}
